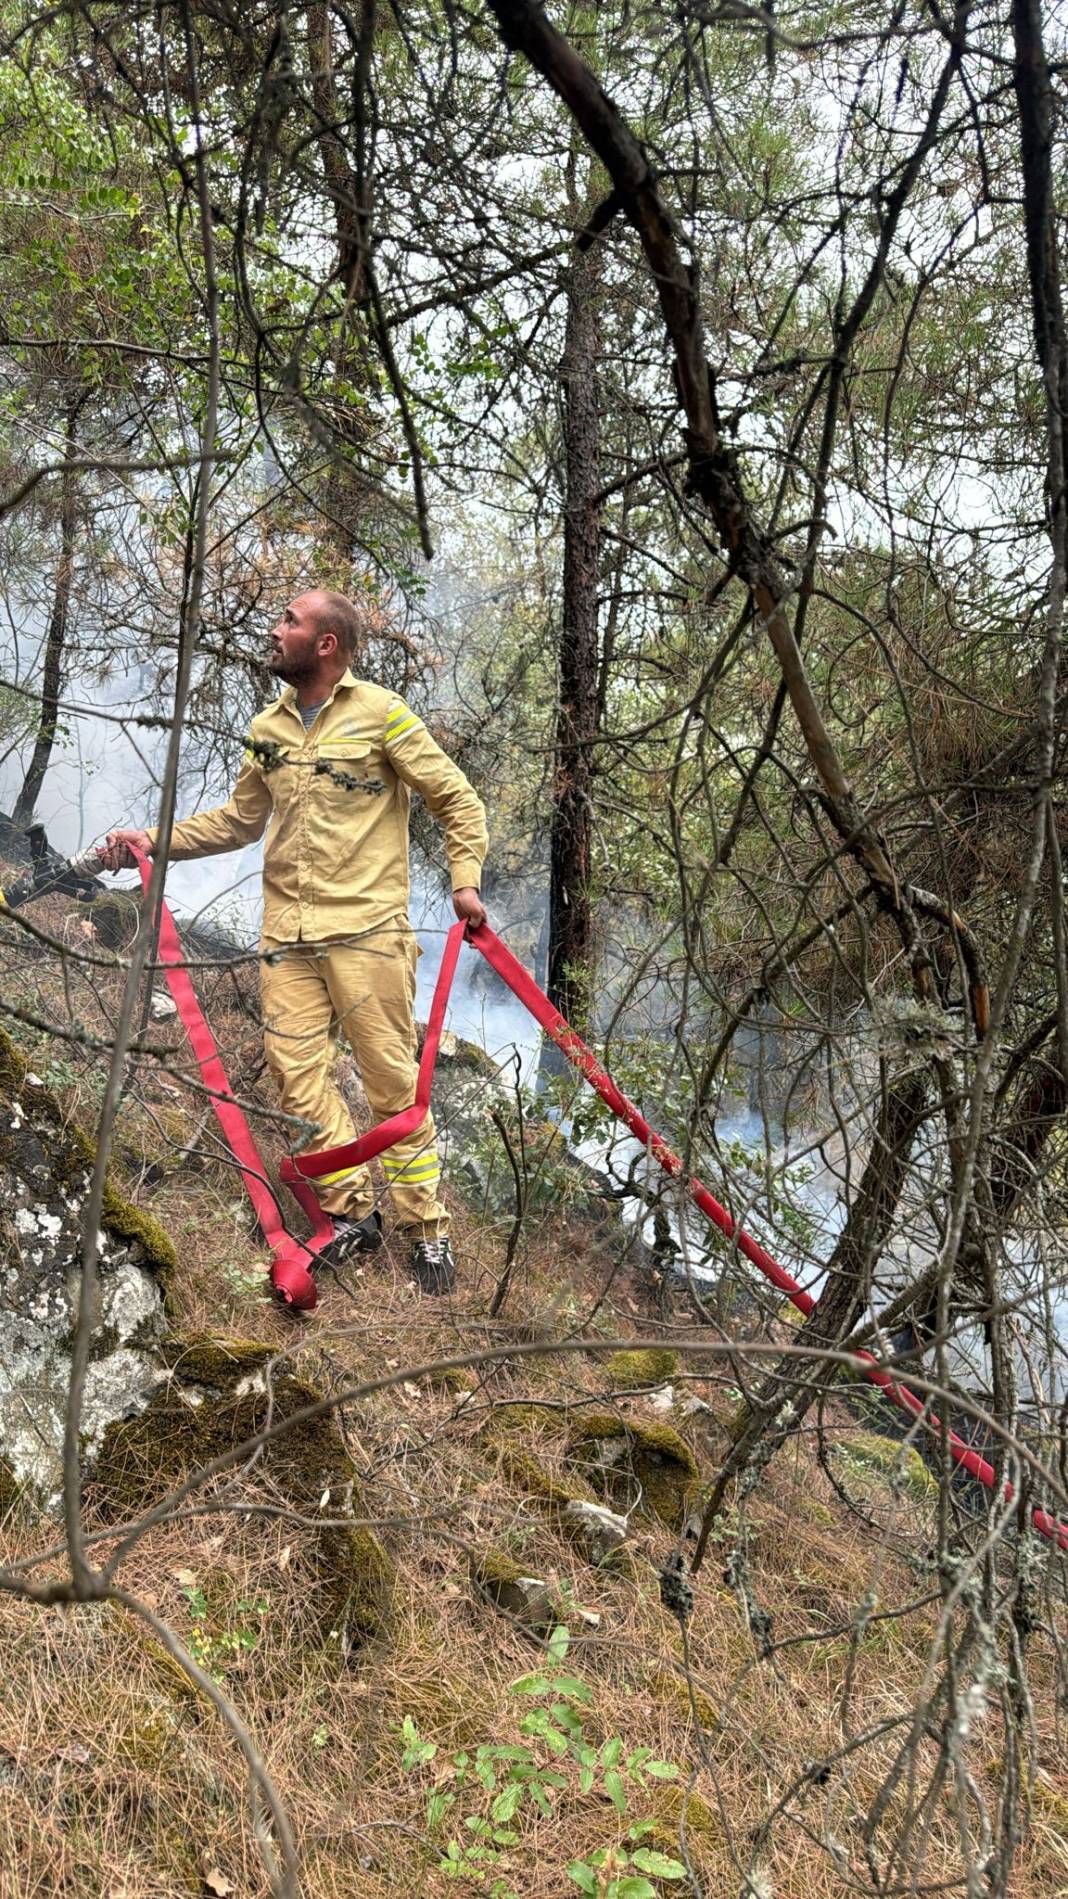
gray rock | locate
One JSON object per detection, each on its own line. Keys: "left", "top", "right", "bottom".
{"left": 470, "top": 1550, "right": 559, "bottom": 1632}
{"left": 0, "top": 1033, "right": 172, "bottom": 1506}
{"left": 563, "top": 1498, "right": 629, "bottom": 1563}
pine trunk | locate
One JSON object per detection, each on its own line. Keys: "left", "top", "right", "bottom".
{"left": 547, "top": 240, "right": 601, "bottom": 1029}
{"left": 14, "top": 399, "right": 80, "bottom": 827}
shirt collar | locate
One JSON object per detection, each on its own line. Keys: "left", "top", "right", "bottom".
{"left": 279, "top": 667, "right": 357, "bottom": 716}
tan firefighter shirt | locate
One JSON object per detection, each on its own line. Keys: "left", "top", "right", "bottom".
{"left": 147, "top": 670, "right": 487, "bottom": 946}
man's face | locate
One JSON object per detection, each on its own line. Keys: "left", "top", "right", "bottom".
{"left": 268, "top": 594, "right": 328, "bottom": 683}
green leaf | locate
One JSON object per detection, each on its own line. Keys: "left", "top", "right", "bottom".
{"left": 644, "top": 1761, "right": 680, "bottom": 1779}
{"left": 511, "top": 1673, "right": 553, "bottom": 1695}
{"left": 630, "top": 1849, "right": 688, "bottom": 1878}
{"left": 611, "top": 1880, "right": 656, "bottom": 1899}
{"left": 426, "top": 1791, "right": 455, "bottom": 1829}
{"left": 602, "top": 1738, "right": 623, "bottom": 1769}
{"left": 552, "top": 1703, "right": 584, "bottom": 1737}
{"left": 605, "top": 1767, "right": 628, "bottom": 1814}
{"left": 567, "top": 1866, "right": 598, "bottom": 1895}
{"left": 547, "top": 1625, "right": 570, "bottom": 1661}
{"left": 491, "top": 1784, "right": 523, "bottom": 1823}
{"left": 518, "top": 1710, "right": 570, "bottom": 1751}
{"left": 547, "top": 1675, "right": 592, "bottom": 1701}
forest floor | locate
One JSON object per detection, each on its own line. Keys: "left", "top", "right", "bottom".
{"left": 1, "top": 879, "right": 1068, "bottom": 1899}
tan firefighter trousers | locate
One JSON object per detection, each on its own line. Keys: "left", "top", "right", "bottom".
{"left": 260, "top": 922, "right": 447, "bottom": 1237}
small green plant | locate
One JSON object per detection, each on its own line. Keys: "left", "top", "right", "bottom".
{"left": 221, "top": 1261, "right": 272, "bottom": 1299}
{"left": 568, "top": 1823, "right": 690, "bottom": 1898}
{"left": 182, "top": 1584, "right": 269, "bottom": 1683}
{"left": 398, "top": 1627, "right": 687, "bottom": 1895}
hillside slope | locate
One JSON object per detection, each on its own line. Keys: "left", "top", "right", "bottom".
{"left": 1, "top": 878, "right": 1067, "bottom": 1899}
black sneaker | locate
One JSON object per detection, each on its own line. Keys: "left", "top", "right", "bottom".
{"left": 320, "top": 1209, "right": 383, "bottom": 1269}
{"left": 410, "top": 1235, "right": 455, "bottom": 1295}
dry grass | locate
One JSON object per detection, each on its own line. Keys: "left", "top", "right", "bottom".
{"left": 2, "top": 882, "right": 1068, "bottom": 1896}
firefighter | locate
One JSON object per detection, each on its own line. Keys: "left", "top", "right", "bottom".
{"left": 101, "top": 590, "right": 487, "bottom": 1294}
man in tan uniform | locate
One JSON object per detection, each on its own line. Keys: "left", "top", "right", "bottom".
{"left": 103, "top": 590, "right": 488, "bottom": 1294}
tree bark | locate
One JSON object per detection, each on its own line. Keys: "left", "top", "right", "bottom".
{"left": 548, "top": 235, "right": 602, "bottom": 1029}
{"left": 14, "top": 395, "right": 81, "bottom": 827}
{"left": 306, "top": 0, "right": 372, "bottom": 305}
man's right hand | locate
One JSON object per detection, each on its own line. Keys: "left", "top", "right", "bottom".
{"left": 100, "top": 828, "right": 153, "bottom": 871}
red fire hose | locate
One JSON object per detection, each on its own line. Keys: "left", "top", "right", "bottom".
{"left": 131, "top": 850, "right": 1068, "bottom": 1554}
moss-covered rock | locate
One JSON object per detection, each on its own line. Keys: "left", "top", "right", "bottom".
{"left": 496, "top": 1441, "right": 587, "bottom": 1516}
{"left": 832, "top": 1429, "right": 937, "bottom": 1501}
{"left": 649, "top": 1784, "right": 723, "bottom": 1851}
{"left": 93, "top": 1334, "right": 393, "bottom": 1648}
{"left": 565, "top": 1412, "right": 701, "bottom": 1531}
{"left": 482, "top": 1419, "right": 631, "bottom": 1565}
{"left": 481, "top": 1401, "right": 564, "bottom": 1442}
{"left": 469, "top": 1549, "right": 559, "bottom": 1632}
{"left": 604, "top": 1348, "right": 679, "bottom": 1389}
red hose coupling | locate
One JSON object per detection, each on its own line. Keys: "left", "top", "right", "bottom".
{"left": 270, "top": 1252, "right": 318, "bottom": 1311}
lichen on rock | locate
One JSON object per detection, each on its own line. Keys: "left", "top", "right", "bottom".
{"left": 0, "top": 1026, "right": 173, "bottom": 1504}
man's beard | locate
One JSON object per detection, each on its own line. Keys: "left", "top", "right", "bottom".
{"left": 268, "top": 647, "right": 317, "bottom": 684}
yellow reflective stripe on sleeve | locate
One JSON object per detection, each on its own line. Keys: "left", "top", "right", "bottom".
{"left": 380, "top": 714, "right": 418, "bottom": 744}
{"left": 315, "top": 1162, "right": 366, "bottom": 1186}
{"left": 380, "top": 710, "right": 418, "bottom": 744}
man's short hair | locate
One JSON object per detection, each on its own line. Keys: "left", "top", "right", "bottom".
{"left": 312, "top": 590, "right": 364, "bottom": 660}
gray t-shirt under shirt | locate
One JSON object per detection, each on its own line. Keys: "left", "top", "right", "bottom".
{"left": 299, "top": 701, "right": 325, "bottom": 731}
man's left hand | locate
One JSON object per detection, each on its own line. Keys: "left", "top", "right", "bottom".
{"left": 453, "top": 885, "right": 486, "bottom": 929}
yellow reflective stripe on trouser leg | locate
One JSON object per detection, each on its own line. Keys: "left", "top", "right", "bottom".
{"left": 309, "top": 936, "right": 449, "bottom": 1232}
{"left": 315, "top": 1162, "right": 365, "bottom": 1186}
{"left": 382, "top": 1155, "right": 441, "bottom": 1183}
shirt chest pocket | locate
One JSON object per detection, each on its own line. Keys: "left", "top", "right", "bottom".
{"left": 312, "top": 739, "right": 383, "bottom": 807}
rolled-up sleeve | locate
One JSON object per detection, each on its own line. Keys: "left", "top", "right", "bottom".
{"left": 382, "top": 700, "right": 487, "bottom": 892}
{"left": 147, "top": 756, "right": 271, "bottom": 861}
